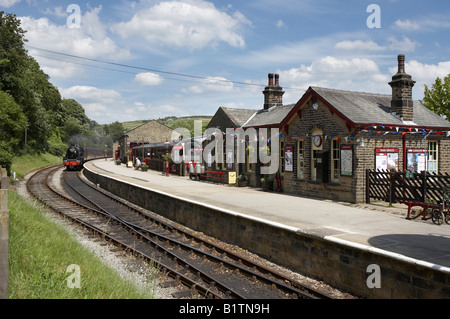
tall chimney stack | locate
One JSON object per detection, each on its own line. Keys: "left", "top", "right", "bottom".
{"left": 389, "top": 54, "right": 415, "bottom": 122}
{"left": 263, "top": 73, "right": 284, "bottom": 110}
{"left": 268, "top": 73, "right": 274, "bottom": 86}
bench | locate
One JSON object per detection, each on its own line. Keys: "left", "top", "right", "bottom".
{"left": 205, "top": 171, "right": 226, "bottom": 183}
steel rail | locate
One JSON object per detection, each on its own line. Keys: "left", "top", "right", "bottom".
{"left": 26, "top": 166, "right": 226, "bottom": 299}
{"left": 65, "top": 170, "right": 332, "bottom": 299}
{"left": 62, "top": 171, "right": 247, "bottom": 299}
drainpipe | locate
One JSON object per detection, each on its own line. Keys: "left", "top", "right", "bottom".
{"left": 403, "top": 133, "right": 407, "bottom": 171}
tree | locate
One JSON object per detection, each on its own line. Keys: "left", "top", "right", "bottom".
{"left": 0, "top": 91, "right": 27, "bottom": 173}
{"left": 103, "top": 121, "right": 125, "bottom": 143}
{"left": 0, "top": 12, "right": 56, "bottom": 151}
{"left": 61, "top": 117, "right": 86, "bottom": 144}
{"left": 0, "top": 91, "right": 27, "bottom": 146}
{"left": 0, "top": 11, "right": 28, "bottom": 97}
{"left": 61, "top": 98, "right": 89, "bottom": 126}
{"left": 421, "top": 74, "right": 450, "bottom": 119}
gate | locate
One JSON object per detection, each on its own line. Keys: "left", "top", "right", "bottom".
{"left": 366, "top": 169, "right": 450, "bottom": 205}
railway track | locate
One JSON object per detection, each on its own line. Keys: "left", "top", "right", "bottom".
{"left": 27, "top": 164, "right": 336, "bottom": 299}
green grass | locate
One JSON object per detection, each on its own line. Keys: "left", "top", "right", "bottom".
{"left": 162, "top": 117, "right": 211, "bottom": 136}
{"left": 11, "top": 153, "right": 62, "bottom": 179}
{"left": 7, "top": 152, "right": 158, "bottom": 299}
{"left": 8, "top": 191, "right": 155, "bottom": 299}
{"left": 122, "top": 116, "right": 212, "bottom": 137}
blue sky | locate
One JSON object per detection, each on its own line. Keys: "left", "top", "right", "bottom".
{"left": 1, "top": 0, "right": 450, "bottom": 124}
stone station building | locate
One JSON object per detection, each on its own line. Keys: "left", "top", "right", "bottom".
{"left": 116, "top": 120, "right": 181, "bottom": 163}
{"left": 206, "top": 55, "right": 450, "bottom": 203}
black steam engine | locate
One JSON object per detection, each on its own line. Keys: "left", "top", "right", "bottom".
{"left": 64, "top": 145, "right": 114, "bottom": 170}
{"left": 63, "top": 144, "right": 85, "bottom": 171}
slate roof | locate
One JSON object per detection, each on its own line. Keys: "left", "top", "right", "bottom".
{"left": 119, "top": 120, "right": 181, "bottom": 143}
{"left": 310, "top": 87, "right": 450, "bottom": 129}
{"left": 242, "top": 103, "right": 296, "bottom": 128}
{"left": 221, "top": 107, "right": 258, "bottom": 127}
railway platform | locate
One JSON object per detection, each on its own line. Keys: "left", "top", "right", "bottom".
{"left": 83, "top": 158, "right": 450, "bottom": 298}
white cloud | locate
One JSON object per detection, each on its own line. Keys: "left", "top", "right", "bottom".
{"left": 60, "top": 85, "right": 127, "bottom": 121}
{"left": 387, "top": 36, "right": 419, "bottom": 52}
{"left": 334, "top": 40, "right": 385, "bottom": 51}
{"left": 389, "top": 60, "right": 450, "bottom": 99}
{"left": 125, "top": 102, "right": 188, "bottom": 120}
{"left": 394, "top": 16, "right": 450, "bottom": 31}
{"left": 182, "top": 76, "right": 234, "bottom": 94}
{"left": 276, "top": 19, "right": 288, "bottom": 30}
{"left": 19, "top": 6, "right": 130, "bottom": 79}
{"left": 43, "top": 6, "right": 67, "bottom": 18}
{"left": 111, "top": 0, "right": 250, "bottom": 50}
{"left": 235, "top": 33, "right": 350, "bottom": 67}
{"left": 279, "top": 56, "right": 391, "bottom": 102}
{"left": 0, "top": 0, "right": 20, "bottom": 8}
{"left": 134, "top": 72, "right": 164, "bottom": 86}
{"left": 394, "top": 19, "right": 420, "bottom": 31}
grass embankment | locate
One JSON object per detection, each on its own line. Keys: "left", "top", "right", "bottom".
{"left": 10, "top": 152, "right": 62, "bottom": 179}
{"left": 8, "top": 153, "right": 155, "bottom": 298}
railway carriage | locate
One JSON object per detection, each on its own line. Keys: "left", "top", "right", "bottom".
{"left": 131, "top": 137, "right": 205, "bottom": 176}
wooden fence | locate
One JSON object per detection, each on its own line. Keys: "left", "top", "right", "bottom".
{"left": 366, "top": 169, "right": 450, "bottom": 205}
{"left": 0, "top": 167, "right": 9, "bottom": 299}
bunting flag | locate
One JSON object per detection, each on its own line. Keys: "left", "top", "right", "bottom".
{"left": 221, "top": 125, "right": 450, "bottom": 146}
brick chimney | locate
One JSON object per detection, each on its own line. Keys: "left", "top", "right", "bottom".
{"left": 263, "top": 73, "right": 284, "bottom": 110}
{"left": 388, "top": 54, "right": 416, "bottom": 122}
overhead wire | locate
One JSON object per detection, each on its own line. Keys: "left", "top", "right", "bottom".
{"left": 23, "top": 45, "right": 302, "bottom": 91}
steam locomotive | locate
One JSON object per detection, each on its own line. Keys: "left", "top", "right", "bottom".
{"left": 63, "top": 145, "right": 114, "bottom": 170}
{"left": 63, "top": 144, "right": 85, "bottom": 171}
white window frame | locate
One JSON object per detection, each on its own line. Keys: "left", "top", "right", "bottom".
{"left": 427, "top": 140, "right": 438, "bottom": 174}
{"left": 297, "top": 138, "right": 305, "bottom": 179}
{"left": 331, "top": 138, "right": 340, "bottom": 182}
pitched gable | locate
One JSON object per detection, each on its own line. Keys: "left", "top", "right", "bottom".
{"left": 281, "top": 87, "right": 450, "bottom": 131}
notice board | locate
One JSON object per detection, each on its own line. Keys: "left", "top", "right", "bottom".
{"left": 406, "top": 149, "right": 428, "bottom": 172}
{"left": 375, "top": 148, "right": 399, "bottom": 171}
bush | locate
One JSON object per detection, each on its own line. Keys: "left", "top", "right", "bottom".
{"left": 0, "top": 144, "right": 13, "bottom": 175}
{"left": 48, "top": 140, "right": 67, "bottom": 157}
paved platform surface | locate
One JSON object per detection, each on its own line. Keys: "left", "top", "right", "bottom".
{"left": 85, "top": 159, "right": 450, "bottom": 269}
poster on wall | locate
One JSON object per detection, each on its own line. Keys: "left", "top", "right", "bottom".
{"left": 285, "top": 146, "right": 293, "bottom": 172}
{"left": 340, "top": 145, "right": 353, "bottom": 176}
{"left": 407, "top": 149, "right": 428, "bottom": 173}
{"left": 375, "top": 148, "right": 399, "bottom": 171}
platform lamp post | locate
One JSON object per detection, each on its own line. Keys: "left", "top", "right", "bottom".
{"left": 141, "top": 139, "right": 145, "bottom": 164}
{"left": 165, "top": 138, "right": 169, "bottom": 177}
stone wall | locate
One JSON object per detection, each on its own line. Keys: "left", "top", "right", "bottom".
{"left": 83, "top": 166, "right": 450, "bottom": 299}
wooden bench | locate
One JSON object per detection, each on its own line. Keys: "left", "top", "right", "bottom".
{"left": 205, "top": 171, "right": 226, "bottom": 183}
